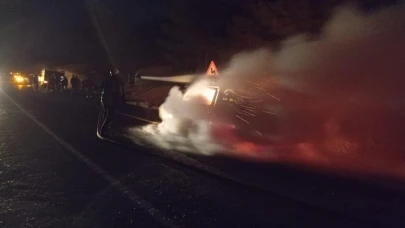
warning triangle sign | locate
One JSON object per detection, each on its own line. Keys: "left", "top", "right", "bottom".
{"left": 206, "top": 60, "right": 219, "bottom": 76}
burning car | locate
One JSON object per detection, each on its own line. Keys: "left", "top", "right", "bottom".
{"left": 142, "top": 74, "right": 293, "bottom": 145}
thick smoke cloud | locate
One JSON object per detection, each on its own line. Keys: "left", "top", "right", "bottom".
{"left": 272, "top": 3, "right": 405, "bottom": 106}
{"left": 130, "top": 3, "right": 405, "bottom": 177}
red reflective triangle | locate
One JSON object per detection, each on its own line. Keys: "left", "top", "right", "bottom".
{"left": 206, "top": 61, "right": 219, "bottom": 76}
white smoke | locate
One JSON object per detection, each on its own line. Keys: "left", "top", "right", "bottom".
{"left": 129, "top": 3, "right": 405, "bottom": 177}
{"left": 131, "top": 83, "right": 225, "bottom": 155}
{"left": 273, "top": 4, "right": 405, "bottom": 106}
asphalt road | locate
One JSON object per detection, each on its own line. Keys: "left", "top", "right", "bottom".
{"left": 1, "top": 85, "right": 404, "bottom": 227}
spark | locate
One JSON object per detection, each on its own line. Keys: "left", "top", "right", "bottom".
{"left": 262, "top": 110, "right": 277, "bottom": 115}
{"left": 253, "top": 86, "right": 281, "bottom": 101}
{"left": 254, "top": 86, "right": 266, "bottom": 92}
{"left": 247, "top": 81, "right": 261, "bottom": 86}
{"left": 241, "top": 105, "right": 256, "bottom": 112}
{"left": 266, "top": 92, "right": 281, "bottom": 101}
{"left": 236, "top": 94, "right": 253, "bottom": 99}
{"left": 238, "top": 110, "right": 256, "bottom": 116}
{"left": 236, "top": 115, "right": 250, "bottom": 124}
{"left": 249, "top": 100, "right": 264, "bottom": 103}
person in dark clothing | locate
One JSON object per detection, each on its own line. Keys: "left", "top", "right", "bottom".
{"left": 56, "top": 75, "right": 63, "bottom": 92}
{"left": 71, "top": 75, "right": 80, "bottom": 93}
{"left": 97, "top": 69, "right": 125, "bottom": 138}
{"left": 82, "top": 78, "right": 95, "bottom": 98}
{"left": 70, "top": 75, "right": 76, "bottom": 93}
{"left": 74, "top": 76, "right": 79, "bottom": 92}
{"left": 62, "top": 76, "right": 68, "bottom": 92}
{"left": 32, "top": 74, "right": 39, "bottom": 91}
{"left": 48, "top": 74, "right": 55, "bottom": 93}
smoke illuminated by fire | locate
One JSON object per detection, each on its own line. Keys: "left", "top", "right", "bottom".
{"left": 130, "top": 3, "right": 405, "bottom": 178}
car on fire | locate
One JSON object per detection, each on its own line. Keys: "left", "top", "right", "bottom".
{"left": 141, "top": 74, "right": 299, "bottom": 144}
{"left": 140, "top": 69, "right": 329, "bottom": 148}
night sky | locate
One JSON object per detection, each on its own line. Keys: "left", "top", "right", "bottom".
{"left": 0, "top": 0, "right": 168, "bottom": 71}
{"left": 0, "top": 0, "right": 400, "bottom": 72}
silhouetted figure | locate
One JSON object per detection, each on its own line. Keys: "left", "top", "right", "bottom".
{"left": 71, "top": 75, "right": 80, "bottom": 93}
{"left": 97, "top": 69, "right": 125, "bottom": 138}
{"left": 129, "top": 71, "right": 140, "bottom": 85}
{"left": 82, "top": 78, "right": 94, "bottom": 98}
{"left": 70, "top": 76, "right": 75, "bottom": 93}
{"left": 62, "top": 76, "right": 68, "bottom": 92}
{"left": 48, "top": 74, "right": 56, "bottom": 93}
{"left": 55, "top": 75, "right": 63, "bottom": 93}
{"left": 32, "top": 75, "right": 39, "bottom": 91}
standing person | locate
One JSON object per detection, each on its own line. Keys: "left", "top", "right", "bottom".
{"left": 56, "top": 75, "right": 62, "bottom": 93}
{"left": 70, "top": 75, "right": 75, "bottom": 93}
{"left": 82, "top": 78, "right": 90, "bottom": 98}
{"left": 73, "top": 76, "right": 78, "bottom": 93}
{"left": 83, "top": 77, "right": 94, "bottom": 98}
{"left": 48, "top": 74, "right": 55, "bottom": 93}
{"left": 97, "top": 69, "right": 125, "bottom": 138}
{"left": 71, "top": 75, "right": 78, "bottom": 93}
{"left": 81, "top": 78, "right": 87, "bottom": 93}
{"left": 129, "top": 72, "right": 136, "bottom": 85}
{"left": 32, "top": 74, "right": 39, "bottom": 91}
{"left": 53, "top": 75, "right": 58, "bottom": 93}
{"left": 62, "top": 76, "right": 68, "bottom": 92}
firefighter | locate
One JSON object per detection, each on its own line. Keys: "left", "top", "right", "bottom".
{"left": 97, "top": 69, "right": 125, "bottom": 138}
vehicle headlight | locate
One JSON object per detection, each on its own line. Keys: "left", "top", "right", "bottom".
{"left": 15, "top": 76, "right": 24, "bottom": 83}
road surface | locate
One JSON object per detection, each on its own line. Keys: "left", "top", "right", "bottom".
{"left": 0, "top": 85, "right": 404, "bottom": 227}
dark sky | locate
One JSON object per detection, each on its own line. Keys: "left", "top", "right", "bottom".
{"left": 0, "top": 0, "right": 167, "bottom": 71}
{"left": 0, "top": 0, "right": 400, "bottom": 72}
